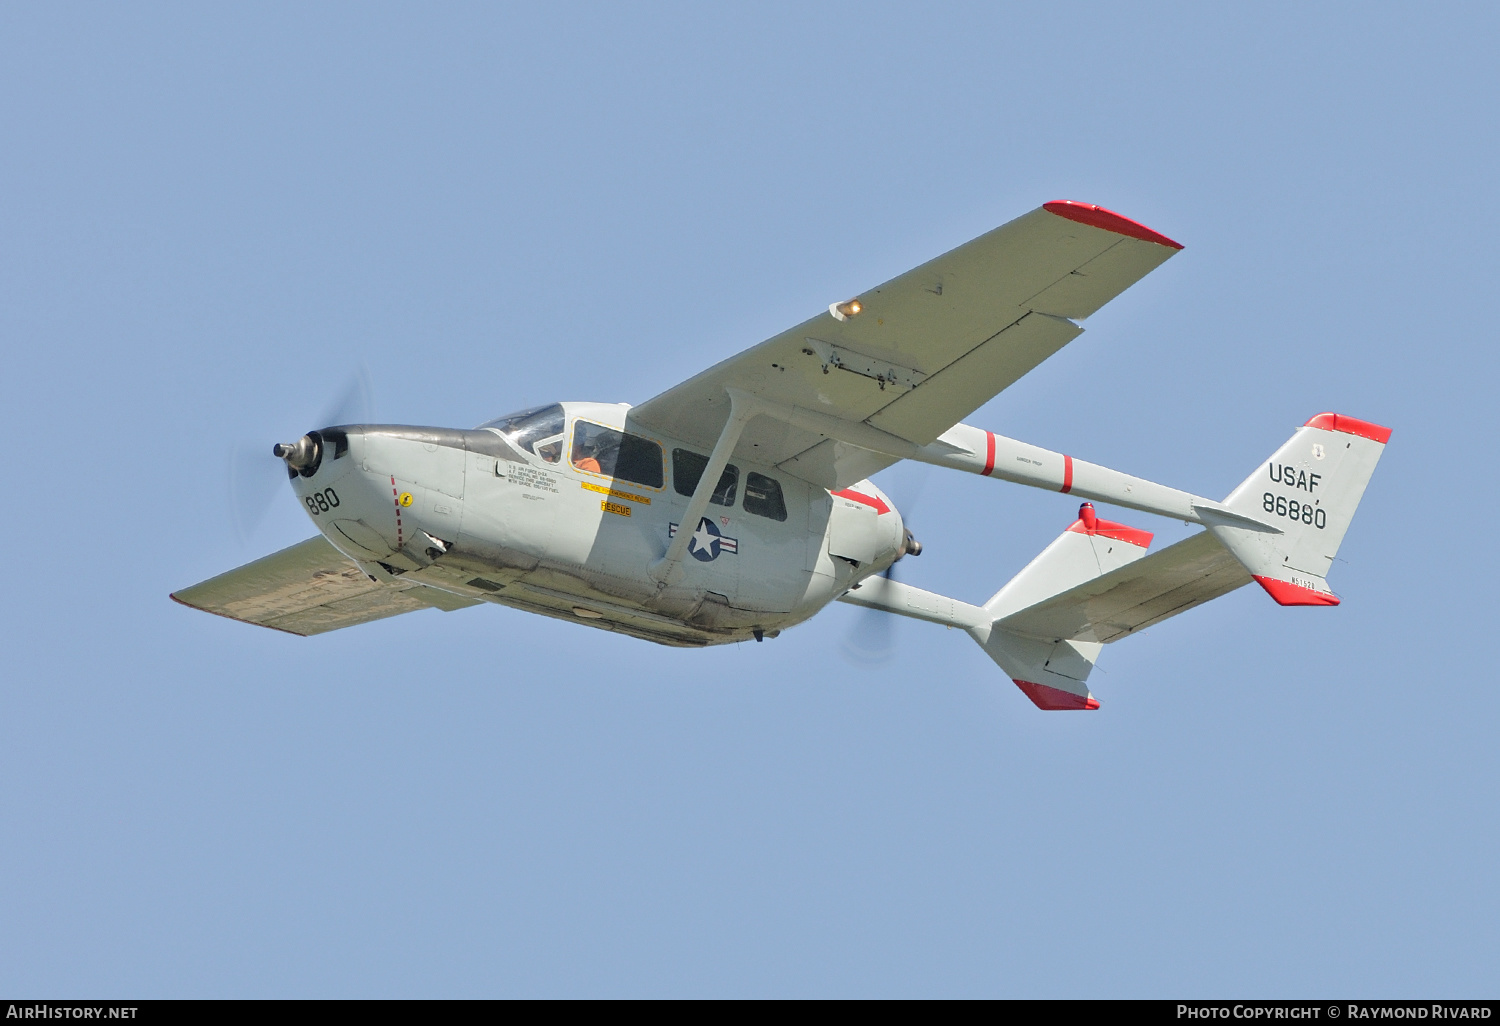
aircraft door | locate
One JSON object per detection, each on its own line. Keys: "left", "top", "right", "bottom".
{"left": 731, "top": 469, "right": 808, "bottom": 612}
{"left": 667, "top": 447, "right": 741, "bottom": 603}
{"left": 537, "top": 419, "right": 657, "bottom": 576}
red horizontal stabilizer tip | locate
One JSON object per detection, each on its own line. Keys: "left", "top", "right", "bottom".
{"left": 1303, "top": 412, "right": 1392, "bottom": 445}
{"left": 830, "top": 488, "right": 891, "bottom": 515}
{"left": 1043, "top": 200, "right": 1184, "bottom": 250}
{"left": 1014, "top": 679, "right": 1100, "bottom": 711}
{"left": 1066, "top": 518, "right": 1154, "bottom": 548}
{"left": 1253, "top": 576, "right": 1341, "bottom": 607}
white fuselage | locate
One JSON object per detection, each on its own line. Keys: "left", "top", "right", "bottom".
{"left": 287, "top": 401, "right": 905, "bottom": 646}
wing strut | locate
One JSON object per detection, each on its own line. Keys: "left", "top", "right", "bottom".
{"left": 649, "top": 389, "right": 759, "bottom": 587}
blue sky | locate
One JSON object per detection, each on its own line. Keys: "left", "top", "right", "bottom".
{"left": 2, "top": 2, "right": 1495, "bottom": 997}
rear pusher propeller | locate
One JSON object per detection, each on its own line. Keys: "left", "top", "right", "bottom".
{"left": 840, "top": 476, "right": 926, "bottom": 666}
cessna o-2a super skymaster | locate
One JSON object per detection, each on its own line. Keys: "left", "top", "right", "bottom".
{"left": 173, "top": 200, "right": 1390, "bottom": 711}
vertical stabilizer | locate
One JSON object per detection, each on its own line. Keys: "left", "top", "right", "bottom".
{"left": 1206, "top": 413, "right": 1390, "bottom": 605}
{"left": 971, "top": 504, "right": 1153, "bottom": 710}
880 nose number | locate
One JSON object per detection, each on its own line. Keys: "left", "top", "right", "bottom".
{"left": 1263, "top": 491, "right": 1326, "bottom": 529}
{"left": 305, "top": 488, "right": 341, "bottom": 515}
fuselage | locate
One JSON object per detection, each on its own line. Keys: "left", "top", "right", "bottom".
{"left": 285, "top": 401, "right": 906, "bottom": 646}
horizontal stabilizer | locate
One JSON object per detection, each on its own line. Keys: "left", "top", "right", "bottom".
{"left": 992, "top": 530, "right": 1251, "bottom": 644}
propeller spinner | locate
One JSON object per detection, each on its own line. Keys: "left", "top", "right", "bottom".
{"left": 273, "top": 434, "right": 320, "bottom": 471}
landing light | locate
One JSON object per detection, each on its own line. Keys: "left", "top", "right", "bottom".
{"left": 829, "top": 298, "right": 863, "bottom": 321}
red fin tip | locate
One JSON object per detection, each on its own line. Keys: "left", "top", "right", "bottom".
{"left": 1303, "top": 413, "right": 1392, "bottom": 445}
{"left": 1253, "top": 576, "right": 1341, "bottom": 607}
{"left": 1014, "top": 679, "right": 1100, "bottom": 710}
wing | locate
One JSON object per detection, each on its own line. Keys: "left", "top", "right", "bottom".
{"left": 628, "top": 201, "right": 1183, "bottom": 489}
{"left": 994, "top": 530, "right": 1252, "bottom": 644}
{"left": 171, "top": 536, "right": 478, "bottom": 636}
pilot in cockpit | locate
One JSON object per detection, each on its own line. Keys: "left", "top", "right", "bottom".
{"left": 571, "top": 436, "right": 601, "bottom": 474}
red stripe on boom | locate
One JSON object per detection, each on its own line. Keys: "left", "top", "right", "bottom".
{"left": 1303, "top": 412, "right": 1392, "bottom": 445}
{"left": 982, "top": 431, "right": 996, "bottom": 476}
{"left": 1061, "top": 454, "right": 1074, "bottom": 494}
{"left": 1043, "top": 200, "right": 1184, "bottom": 250}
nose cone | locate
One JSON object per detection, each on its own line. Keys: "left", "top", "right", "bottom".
{"left": 286, "top": 428, "right": 399, "bottom": 561}
{"left": 290, "top": 425, "right": 473, "bottom": 566}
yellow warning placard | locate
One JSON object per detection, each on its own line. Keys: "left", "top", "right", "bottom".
{"left": 601, "top": 500, "right": 632, "bottom": 517}
{"left": 581, "top": 481, "right": 651, "bottom": 505}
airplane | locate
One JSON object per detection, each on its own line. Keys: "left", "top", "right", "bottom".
{"left": 172, "top": 200, "right": 1390, "bottom": 711}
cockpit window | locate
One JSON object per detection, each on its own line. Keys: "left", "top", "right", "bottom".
{"left": 479, "top": 403, "right": 566, "bottom": 457}
{"left": 572, "top": 421, "right": 664, "bottom": 488}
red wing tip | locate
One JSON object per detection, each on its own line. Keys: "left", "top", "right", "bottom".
{"left": 1014, "top": 679, "right": 1100, "bottom": 710}
{"left": 1252, "top": 576, "right": 1342, "bottom": 607}
{"left": 1043, "top": 200, "right": 1184, "bottom": 250}
{"left": 1066, "top": 518, "right": 1153, "bottom": 548}
{"left": 1303, "top": 412, "right": 1392, "bottom": 444}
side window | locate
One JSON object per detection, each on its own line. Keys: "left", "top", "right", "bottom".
{"left": 743, "top": 472, "right": 787, "bottom": 521}
{"left": 672, "top": 449, "right": 737, "bottom": 506}
{"left": 571, "top": 421, "right": 664, "bottom": 488}
{"left": 615, "top": 433, "right": 665, "bottom": 488}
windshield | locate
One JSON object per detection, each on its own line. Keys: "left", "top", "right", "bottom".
{"left": 478, "top": 403, "right": 565, "bottom": 456}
